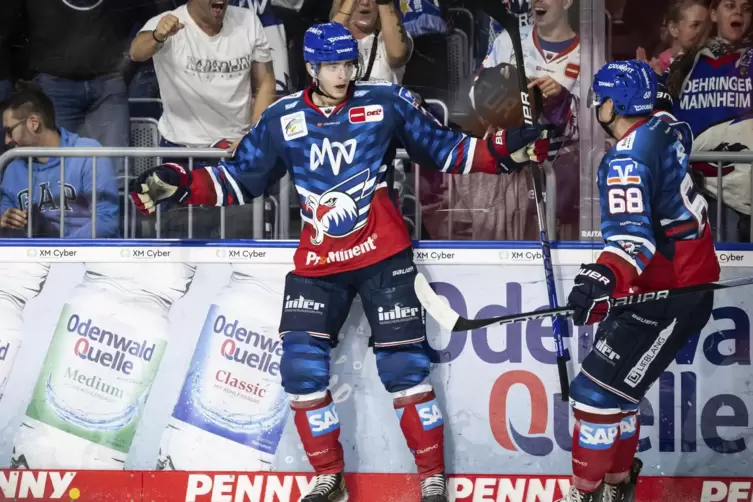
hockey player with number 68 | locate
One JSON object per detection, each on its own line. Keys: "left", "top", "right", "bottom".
{"left": 561, "top": 59, "right": 720, "bottom": 502}
{"left": 129, "top": 22, "right": 552, "bottom": 502}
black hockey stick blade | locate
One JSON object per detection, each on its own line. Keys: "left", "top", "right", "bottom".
{"left": 415, "top": 273, "right": 753, "bottom": 332}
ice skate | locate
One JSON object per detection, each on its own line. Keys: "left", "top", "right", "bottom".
{"left": 300, "top": 473, "right": 348, "bottom": 502}
{"left": 420, "top": 473, "right": 447, "bottom": 502}
{"left": 600, "top": 458, "right": 643, "bottom": 502}
{"left": 557, "top": 486, "right": 598, "bottom": 502}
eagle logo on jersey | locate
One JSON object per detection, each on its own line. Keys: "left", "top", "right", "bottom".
{"left": 303, "top": 169, "right": 374, "bottom": 245}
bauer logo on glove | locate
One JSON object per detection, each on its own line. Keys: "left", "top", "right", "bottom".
{"left": 567, "top": 263, "right": 616, "bottom": 325}
{"left": 489, "top": 124, "right": 555, "bottom": 174}
{"left": 129, "top": 163, "right": 192, "bottom": 215}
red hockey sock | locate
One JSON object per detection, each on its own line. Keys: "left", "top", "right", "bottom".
{"left": 605, "top": 412, "right": 641, "bottom": 484}
{"left": 291, "top": 391, "right": 344, "bottom": 474}
{"left": 394, "top": 390, "right": 445, "bottom": 479}
{"left": 571, "top": 408, "right": 622, "bottom": 492}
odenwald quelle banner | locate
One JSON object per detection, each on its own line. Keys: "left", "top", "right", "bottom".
{"left": 0, "top": 243, "right": 749, "bottom": 484}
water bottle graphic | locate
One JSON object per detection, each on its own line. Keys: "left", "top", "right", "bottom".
{"left": 0, "top": 263, "right": 50, "bottom": 399}
{"left": 12, "top": 262, "right": 195, "bottom": 469}
{"left": 158, "top": 265, "right": 290, "bottom": 471}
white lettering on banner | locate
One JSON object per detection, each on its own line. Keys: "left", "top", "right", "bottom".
{"left": 0, "top": 471, "right": 76, "bottom": 499}
{"left": 310, "top": 138, "right": 357, "bottom": 175}
{"left": 581, "top": 230, "right": 602, "bottom": 238}
{"left": 701, "top": 480, "right": 753, "bottom": 502}
{"left": 184, "top": 474, "right": 316, "bottom": 502}
{"left": 448, "top": 477, "right": 571, "bottom": 501}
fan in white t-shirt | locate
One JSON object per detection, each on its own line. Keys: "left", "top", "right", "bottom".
{"left": 331, "top": 0, "right": 413, "bottom": 84}
{"left": 129, "top": 0, "right": 277, "bottom": 148}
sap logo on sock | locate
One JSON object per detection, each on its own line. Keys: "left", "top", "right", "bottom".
{"left": 417, "top": 400, "right": 443, "bottom": 430}
{"left": 619, "top": 415, "right": 637, "bottom": 439}
{"left": 307, "top": 403, "right": 340, "bottom": 436}
{"left": 578, "top": 421, "right": 619, "bottom": 450}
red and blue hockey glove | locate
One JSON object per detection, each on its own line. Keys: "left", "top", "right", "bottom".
{"left": 488, "top": 124, "right": 554, "bottom": 174}
{"left": 129, "top": 163, "right": 192, "bottom": 215}
{"left": 567, "top": 263, "right": 616, "bottom": 325}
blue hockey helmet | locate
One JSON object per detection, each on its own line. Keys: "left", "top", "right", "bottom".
{"left": 589, "top": 60, "right": 658, "bottom": 116}
{"left": 303, "top": 22, "right": 360, "bottom": 65}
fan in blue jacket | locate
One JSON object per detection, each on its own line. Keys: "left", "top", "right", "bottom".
{"left": 1, "top": 87, "right": 119, "bottom": 238}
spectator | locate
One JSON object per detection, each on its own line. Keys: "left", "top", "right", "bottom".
{"left": 449, "top": 0, "right": 580, "bottom": 241}
{"left": 24, "top": 0, "right": 133, "bottom": 181}
{"left": 637, "top": 0, "right": 711, "bottom": 74}
{"left": 331, "top": 0, "right": 413, "bottom": 84}
{"left": 666, "top": 0, "right": 752, "bottom": 241}
{"left": 0, "top": 0, "right": 23, "bottom": 103}
{"left": 130, "top": 0, "right": 277, "bottom": 239}
{"left": 0, "top": 87, "right": 120, "bottom": 238}
{"left": 229, "top": 0, "right": 293, "bottom": 94}
{"left": 130, "top": 0, "right": 277, "bottom": 149}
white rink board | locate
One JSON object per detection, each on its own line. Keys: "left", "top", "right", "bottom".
{"left": 0, "top": 243, "right": 750, "bottom": 477}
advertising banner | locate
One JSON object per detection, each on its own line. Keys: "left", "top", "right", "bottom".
{"left": 0, "top": 243, "right": 750, "bottom": 500}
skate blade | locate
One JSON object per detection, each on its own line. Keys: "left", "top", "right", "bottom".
{"left": 297, "top": 488, "right": 349, "bottom": 502}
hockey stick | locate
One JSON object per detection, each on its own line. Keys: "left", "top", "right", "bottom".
{"left": 471, "top": 0, "right": 571, "bottom": 400}
{"left": 415, "top": 272, "right": 753, "bottom": 332}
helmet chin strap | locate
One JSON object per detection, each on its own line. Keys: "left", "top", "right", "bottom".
{"left": 596, "top": 105, "right": 619, "bottom": 139}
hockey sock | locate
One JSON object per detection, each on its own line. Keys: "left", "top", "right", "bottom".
{"left": 394, "top": 388, "right": 445, "bottom": 479}
{"left": 605, "top": 412, "right": 641, "bottom": 485}
{"left": 571, "top": 408, "right": 622, "bottom": 492}
{"left": 291, "top": 390, "right": 344, "bottom": 474}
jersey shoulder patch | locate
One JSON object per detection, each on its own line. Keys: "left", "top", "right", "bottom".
{"left": 615, "top": 130, "right": 637, "bottom": 152}
{"left": 265, "top": 91, "right": 305, "bottom": 116}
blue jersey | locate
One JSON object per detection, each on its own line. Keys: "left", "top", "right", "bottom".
{"left": 193, "top": 81, "right": 497, "bottom": 276}
{"left": 596, "top": 112, "right": 719, "bottom": 294}
{"left": 0, "top": 128, "right": 120, "bottom": 239}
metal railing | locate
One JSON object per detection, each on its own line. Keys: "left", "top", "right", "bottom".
{"left": 0, "top": 147, "right": 231, "bottom": 239}
{"left": 690, "top": 151, "right": 753, "bottom": 243}
{"left": 2, "top": 147, "right": 744, "bottom": 243}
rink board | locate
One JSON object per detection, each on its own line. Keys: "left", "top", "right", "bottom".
{"left": 0, "top": 470, "right": 750, "bottom": 501}
{"left": 0, "top": 241, "right": 750, "bottom": 500}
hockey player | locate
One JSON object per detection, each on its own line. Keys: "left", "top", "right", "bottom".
{"left": 129, "top": 22, "right": 552, "bottom": 502}
{"left": 562, "top": 59, "right": 720, "bottom": 502}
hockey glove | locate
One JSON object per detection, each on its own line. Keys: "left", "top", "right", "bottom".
{"left": 655, "top": 82, "right": 674, "bottom": 113}
{"left": 488, "top": 124, "right": 554, "bottom": 174}
{"left": 129, "top": 163, "right": 192, "bottom": 215}
{"left": 567, "top": 263, "right": 616, "bottom": 326}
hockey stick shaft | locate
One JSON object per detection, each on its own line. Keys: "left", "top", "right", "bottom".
{"left": 416, "top": 273, "right": 753, "bottom": 332}
{"left": 483, "top": 1, "right": 571, "bottom": 399}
